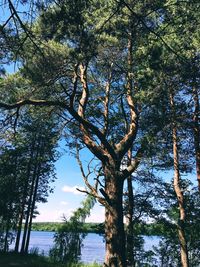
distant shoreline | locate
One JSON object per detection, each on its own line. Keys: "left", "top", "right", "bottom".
{"left": 30, "top": 221, "right": 165, "bottom": 236}
{"left": 31, "top": 222, "right": 105, "bottom": 234}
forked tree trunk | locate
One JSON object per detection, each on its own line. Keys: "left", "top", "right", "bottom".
{"left": 170, "top": 92, "right": 189, "bottom": 267}
{"left": 103, "top": 167, "right": 126, "bottom": 267}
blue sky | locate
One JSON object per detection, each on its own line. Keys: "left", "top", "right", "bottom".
{"left": 34, "top": 148, "right": 105, "bottom": 223}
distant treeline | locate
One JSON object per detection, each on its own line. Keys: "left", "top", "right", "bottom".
{"left": 31, "top": 222, "right": 166, "bottom": 236}
{"left": 31, "top": 222, "right": 105, "bottom": 234}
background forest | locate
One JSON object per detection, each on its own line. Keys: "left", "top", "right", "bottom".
{"left": 0, "top": 0, "right": 200, "bottom": 267}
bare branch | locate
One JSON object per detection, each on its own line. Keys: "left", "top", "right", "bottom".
{"left": 76, "top": 145, "right": 109, "bottom": 208}
{"left": 1, "top": 12, "right": 14, "bottom": 30}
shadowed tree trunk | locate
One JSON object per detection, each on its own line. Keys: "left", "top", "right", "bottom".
{"left": 192, "top": 75, "right": 200, "bottom": 192}
{"left": 126, "top": 149, "right": 134, "bottom": 266}
{"left": 15, "top": 163, "right": 33, "bottom": 251}
{"left": 126, "top": 176, "right": 134, "bottom": 266}
{"left": 15, "top": 140, "right": 36, "bottom": 252}
{"left": 15, "top": 211, "right": 24, "bottom": 252}
{"left": 3, "top": 214, "right": 10, "bottom": 252}
{"left": 20, "top": 173, "right": 35, "bottom": 253}
{"left": 21, "top": 140, "right": 40, "bottom": 253}
{"left": 25, "top": 162, "right": 41, "bottom": 253}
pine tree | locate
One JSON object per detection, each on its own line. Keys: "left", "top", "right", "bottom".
{"left": 0, "top": 1, "right": 200, "bottom": 266}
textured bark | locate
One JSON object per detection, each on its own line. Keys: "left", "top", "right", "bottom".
{"left": 177, "top": 226, "right": 189, "bottom": 267}
{"left": 104, "top": 167, "right": 126, "bottom": 267}
{"left": 170, "top": 93, "right": 189, "bottom": 267}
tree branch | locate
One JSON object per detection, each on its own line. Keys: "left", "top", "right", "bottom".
{"left": 121, "top": 146, "right": 144, "bottom": 179}
{"left": 115, "top": 31, "right": 138, "bottom": 159}
{"left": 76, "top": 146, "right": 109, "bottom": 207}
{"left": 103, "top": 63, "right": 113, "bottom": 136}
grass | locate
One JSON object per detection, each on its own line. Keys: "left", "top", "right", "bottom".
{"left": 0, "top": 252, "right": 101, "bottom": 267}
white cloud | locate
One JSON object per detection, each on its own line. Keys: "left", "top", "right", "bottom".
{"left": 33, "top": 210, "right": 64, "bottom": 222}
{"left": 62, "top": 185, "right": 85, "bottom": 195}
{"left": 33, "top": 208, "right": 74, "bottom": 222}
{"left": 60, "top": 201, "right": 68, "bottom": 206}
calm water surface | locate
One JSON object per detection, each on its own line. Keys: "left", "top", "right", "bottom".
{"left": 11, "top": 231, "right": 160, "bottom": 264}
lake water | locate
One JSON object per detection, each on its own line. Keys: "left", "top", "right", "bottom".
{"left": 10, "top": 231, "right": 160, "bottom": 264}
{"left": 28, "top": 231, "right": 105, "bottom": 264}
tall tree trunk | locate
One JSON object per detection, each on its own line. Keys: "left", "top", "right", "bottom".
{"left": 20, "top": 193, "right": 32, "bottom": 253}
{"left": 104, "top": 167, "right": 126, "bottom": 267}
{"left": 25, "top": 163, "right": 41, "bottom": 253}
{"left": 170, "top": 92, "right": 189, "bottom": 267}
{"left": 192, "top": 78, "right": 200, "bottom": 192}
{"left": 15, "top": 140, "right": 36, "bottom": 252}
{"left": 126, "top": 150, "right": 134, "bottom": 266}
{"left": 21, "top": 139, "right": 40, "bottom": 253}
{"left": 15, "top": 211, "right": 24, "bottom": 252}
{"left": 3, "top": 216, "right": 10, "bottom": 252}
{"left": 20, "top": 167, "right": 37, "bottom": 253}
{"left": 15, "top": 181, "right": 30, "bottom": 252}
